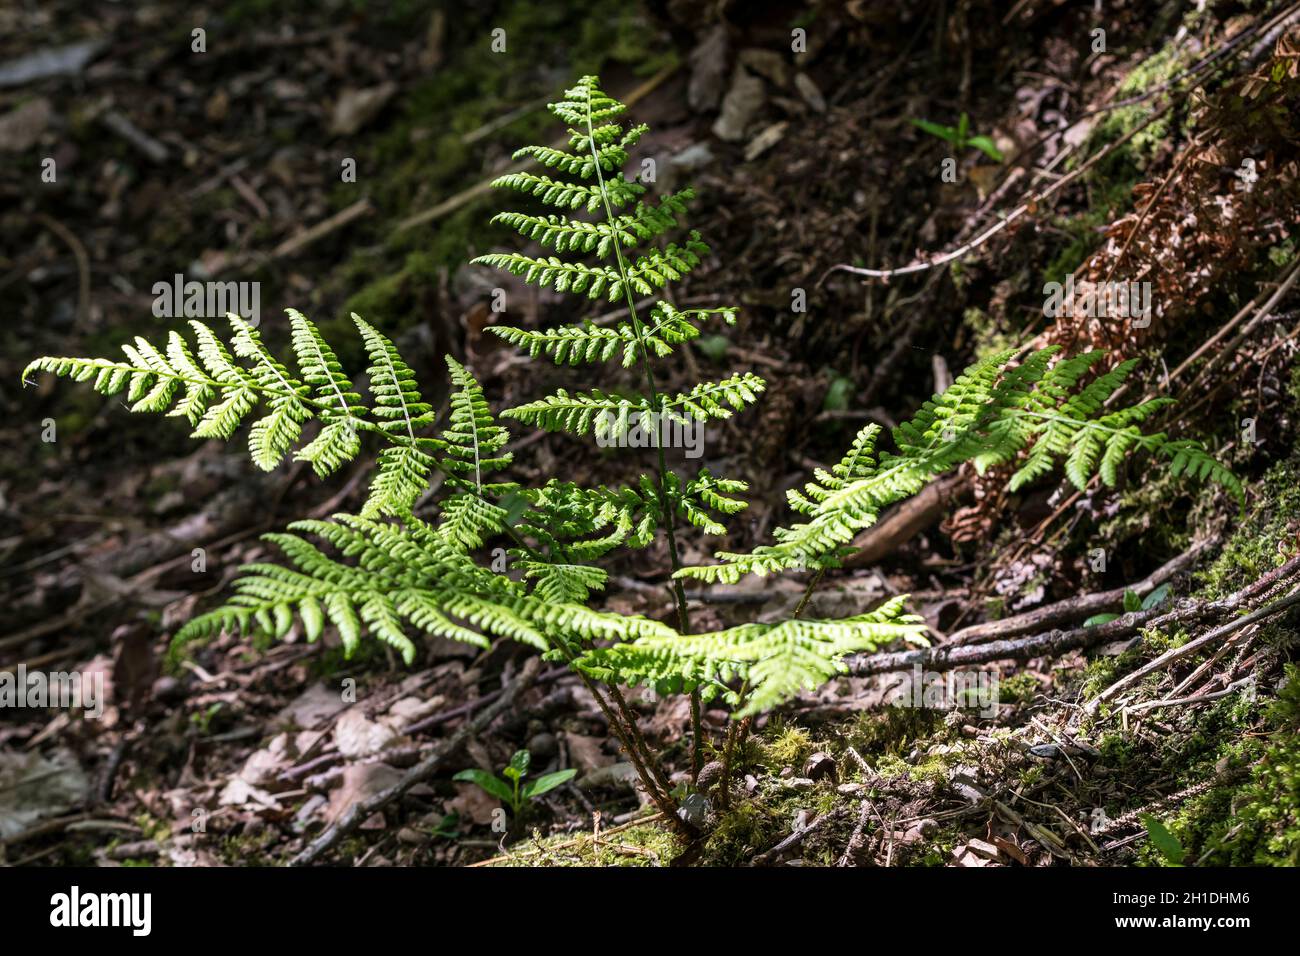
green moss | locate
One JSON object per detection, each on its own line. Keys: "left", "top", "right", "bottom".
{"left": 488, "top": 823, "right": 682, "bottom": 867}
{"left": 872, "top": 753, "right": 911, "bottom": 780}
{"left": 760, "top": 725, "right": 814, "bottom": 770}
{"left": 1081, "top": 39, "right": 1190, "bottom": 180}
{"left": 704, "top": 801, "right": 779, "bottom": 865}
{"left": 843, "top": 706, "right": 944, "bottom": 760}
{"left": 998, "top": 672, "right": 1040, "bottom": 706}
{"left": 1147, "top": 731, "right": 1300, "bottom": 866}
{"left": 133, "top": 812, "right": 169, "bottom": 843}
{"left": 1200, "top": 452, "right": 1300, "bottom": 599}
{"left": 216, "top": 827, "right": 279, "bottom": 867}
{"left": 1098, "top": 465, "right": 1195, "bottom": 559}
{"left": 907, "top": 756, "right": 953, "bottom": 785}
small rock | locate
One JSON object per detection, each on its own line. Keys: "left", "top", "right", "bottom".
{"left": 804, "top": 751, "right": 838, "bottom": 782}
{"left": 577, "top": 762, "right": 639, "bottom": 791}
{"left": 688, "top": 26, "right": 729, "bottom": 112}
{"left": 329, "top": 83, "right": 398, "bottom": 136}
{"left": 397, "top": 827, "right": 426, "bottom": 845}
{"left": 712, "top": 66, "right": 765, "bottom": 142}
{"left": 738, "top": 48, "right": 790, "bottom": 87}
{"left": 527, "top": 732, "right": 558, "bottom": 761}
{"left": 785, "top": 776, "right": 816, "bottom": 791}
{"left": 793, "top": 72, "right": 826, "bottom": 112}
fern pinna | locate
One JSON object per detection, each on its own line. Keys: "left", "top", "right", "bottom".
{"left": 24, "top": 77, "right": 1238, "bottom": 819}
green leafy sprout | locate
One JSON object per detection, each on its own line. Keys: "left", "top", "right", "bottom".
{"left": 910, "top": 112, "right": 1004, "bottom": 162}
{"left": 454, "top": 749, "right": 577, "bottom": 819}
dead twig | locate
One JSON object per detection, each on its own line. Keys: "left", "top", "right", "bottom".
{"left": 948, "top": 538, "right": 1215, "bottom": 645}
{"left": 1088, "top": 584, "right": 1300, "bottom": 714}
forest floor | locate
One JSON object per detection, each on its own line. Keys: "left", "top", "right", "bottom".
{"left": 2, "top": 0, "right": 1300, "bottom": 867}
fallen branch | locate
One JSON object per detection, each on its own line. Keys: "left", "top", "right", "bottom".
{"left": 1123, "top": 675, "right": 1255, "bottom": 715}
{"left": 845, "top": 475, "right": 968, "bottom": 568}
{"left": 850, "top": 554, "right": 1300, "bottom": 680}
{"left": 1087, "top": 585, "right": 1300, "bottom": 714}
{"left": 847, "top": 605, "right": 1167, "bottom": 678}
{"left": 947, "top": 538, "right": 1215, "bottom": 645}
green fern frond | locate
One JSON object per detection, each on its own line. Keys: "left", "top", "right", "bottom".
{"left": 502, "top": 387, "right": 643, "bottom": 436}
{"left": 583, "top": 595, "right": 927, "bottom": 715}
{"left": 437, "top": 493, "right": 508, "bottom": 551}
{"left": 23, "top": 315, "right": 374, "bottom": 475}
{"left": 518, "top": 560, "right": 608, "bottom": 603}
{"left": 287, "top": 309, "right": 367, "bottom": 477}
{"left": 174, "top": 512, "right": 676, "bottom": 662}
{"left": 662, "top": 372, "right": 766, "bottom": 422}
{"left": 353, "top": 314, "right": 440, "bottom": 517}
{"left": 490, "top": 302, "right": 735, "bottom": 368}
{"left": 488, "top": 171, "right": 645, "bottom": 212}
{"left": 440, "top": 356, "right": 511, "bottom": 492}
{"left": 681, "top": 347, "right": 1239, "bottom": 584}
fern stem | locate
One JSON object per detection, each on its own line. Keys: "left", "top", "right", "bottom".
{"left": 718, "top": 713, "right": 752, "bottom": 811}
{"left": 791, "top": 569, "right": 825, "bottom": 619}
{"left": 566, "top": 654, "right": 689, "bottom": 835}
{"left": 607, "top": 682, "right": 675, "bottom": 798}
{"left": 581, "top": 90, "right": 703, "bottom": 777}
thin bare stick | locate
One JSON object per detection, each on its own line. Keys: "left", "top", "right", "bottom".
{"left": 1088, "top": 585, "right": 1300, "bottom": 713}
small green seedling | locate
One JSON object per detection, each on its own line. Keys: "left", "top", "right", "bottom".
{"left": 1084, "top": 583, "right": 1171, "bottom": 627}
{"left": 1140, "top": 813, "right": 1186, "bottom": 865}
{"left": 453, "top": 749, "right": 577, "bottom": 819}
{"left": 426, "top": 812, "right": 461, "bottom": 842}
{"left": 910, "top": 113, "right": 1004, "bottom": 162}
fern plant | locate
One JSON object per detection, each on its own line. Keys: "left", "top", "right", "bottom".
{"left": 24, "top": 76, "right": 1239, "bottom": 838}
